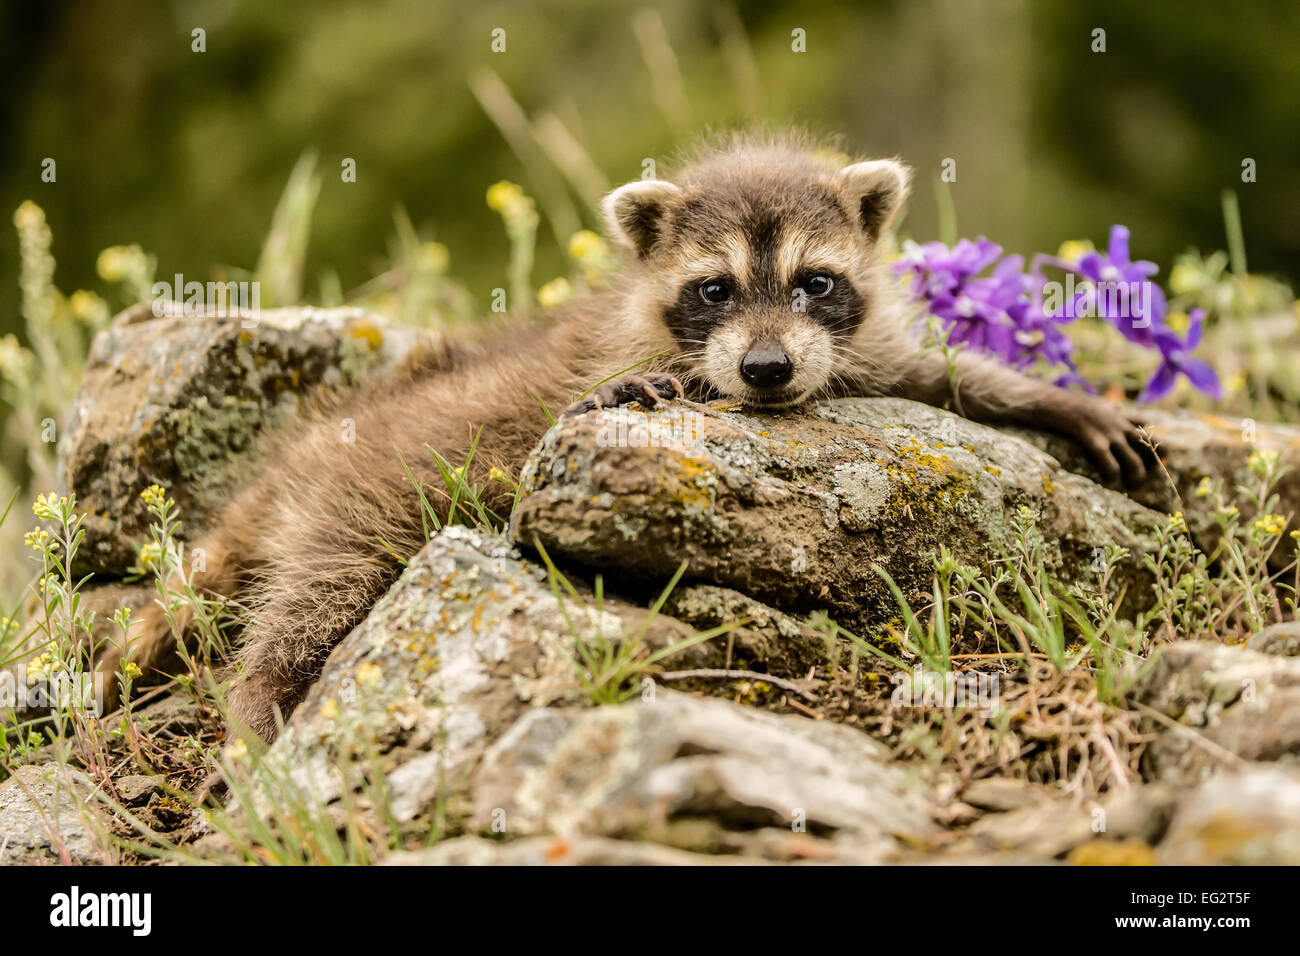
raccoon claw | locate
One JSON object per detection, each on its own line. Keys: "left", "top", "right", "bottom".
{"left": 562, "top": 373, "right": 683, "bottom": 418}
{"left": 1068, "top": 400, "right": 1159, "bottom": 490}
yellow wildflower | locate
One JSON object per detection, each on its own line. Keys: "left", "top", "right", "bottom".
{"left": 567, "top": 230, "right": 607, "bottom": 263}
{"left": 537, "top": 277, "right": 572, "bottom": 308}
{"left": 418, "top": 242, "right": 449, "bottom": 273}
{"left": 13, "top": 200, "right": 45, "bottom": 234}
{"left": 140, "top": 484, "right": 168, "bottom": 508}
{"left": 68, "top": 289, "right": 108, "bottom": 325}
{"left": 1194, "top": 476, "right": 1214, "bottom": 498}
{"left": 1056, "top": 240, "right": 1092, "bottom": 264}
{"left": 27, "top": 650, "right": 60, "bottom": 681}
{"left": 1168, "top": 261, "right": 1200, "bottom": 296}
{"left": 96, "top": 245, "right": 148, "bottom": 284}
{"left": 31, "top": 493, "right": 61, "bottom": 522}
{"left": 136, "top": 541, "right": 163, "bottom": 574}
{"left": 1248, "top": 448, "right": 1279, "bottom": 477}
{"left": 486, "top": 181, "right": 525, "bottom": 213}
{"left": 1253, "top": 514, "right": 1287, "bottom": 537}
{"left": 1169, "top": 511, "right": 1188, "bottom": 533}
{"left": 0, "top": 334, "right": 32, "bottom": 386}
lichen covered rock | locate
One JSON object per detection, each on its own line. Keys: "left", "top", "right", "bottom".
{"left": 264, "top": 526, "right": 578, "bottom": 821}
{"left": 469, "top": 690, "right": 935, "bottom": 861}
{"left": 1157, "top": 765, "right": 1300, "bottom": 864}
{"left": 510, "top": 398, "right": 1163, "bottom": 634}
{"left": 58, "top": 305, "right": 437, "bottom": 574}
{"left": 1134, "top": 640, "right": 1300, "bottom": 779}
{"left": 0, "top": 765, "right": 103, "bottom": 865}
{"left": 1018, "top": 407, "right": 1300, "bottom": 557}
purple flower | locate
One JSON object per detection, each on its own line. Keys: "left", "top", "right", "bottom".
{"left": 1069, "top": 226, "right": 1163, "bottom": 343}
{"left": 1075, "top": 225, "right": 1159, "bottom": 285}
{"left": 895, "top": 240, "right": 1079, "bottom": 376}
{"left": 895, "top": 226, "right": 1221, "bottom": 404}
{"left": 896, "top": 238, "right": 1003, "bottom": 299}
{"left": 1140, "top": 309, "right": 1222, "bottom": 402}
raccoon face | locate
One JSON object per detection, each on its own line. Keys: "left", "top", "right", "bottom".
{"left": 602, "top": 153, "right": 910, "bottom": 407}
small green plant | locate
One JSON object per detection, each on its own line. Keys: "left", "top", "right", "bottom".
{"left": 136, "top": 484, "right": 232, "bottom": 713}
{"left": 532, "top": 539, "right": 739, "bottom": 706}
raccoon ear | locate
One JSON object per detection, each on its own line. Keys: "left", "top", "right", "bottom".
{"left": 838, "top": 160, "right": 910, "bottom": 240}
{"left": 601, "top": 179, "right": 682, "bottom": 257}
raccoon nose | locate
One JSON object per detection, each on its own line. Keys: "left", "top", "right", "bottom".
{"left": 740, "top": 347, "right": 794, "bottom": 388}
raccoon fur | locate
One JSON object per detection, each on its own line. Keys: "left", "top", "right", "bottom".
{"left": 103, "top": 133, "right": 1154, "bottom": 742}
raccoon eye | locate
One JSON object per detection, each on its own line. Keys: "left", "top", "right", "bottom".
{"left": 802, "top": 274, "right": 835, "bottom": 297}
{"left": 699, "top": 279, "right": 731, "bottom": 305}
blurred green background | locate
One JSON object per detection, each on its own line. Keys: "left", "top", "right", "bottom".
{"left": 2, "top": 0, "right": 1298, "bottom": 334}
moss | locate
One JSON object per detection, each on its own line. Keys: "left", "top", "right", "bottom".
{"left": 168, "top": 395, "right": 263, "bottom": 488}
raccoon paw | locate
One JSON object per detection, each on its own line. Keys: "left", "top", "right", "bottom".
{"left": 1066, "top": 399, "right": 1160, "bottom": 489}
{"left": 562, "top": 373, "right": 683, "bottom": 418}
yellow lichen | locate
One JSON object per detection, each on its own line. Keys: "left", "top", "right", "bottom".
{"left": 348, "top": 317, "right": 385, "bottom": 350}
{"left": 1067, "top": 839, "right": 1156, "bottom": 866}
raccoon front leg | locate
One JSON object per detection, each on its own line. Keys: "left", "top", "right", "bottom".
{"left": 562, "top": 372, "right": 683, "bottom": 418}
{"left": 888, "top": 350, "right": 1155, "bottom": 487}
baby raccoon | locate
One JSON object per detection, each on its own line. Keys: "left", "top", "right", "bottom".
{"left": 105, "top": 133, "right": 1154, "bottom": 742}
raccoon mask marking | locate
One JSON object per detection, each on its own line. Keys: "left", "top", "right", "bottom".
{"left": 602, "top": 150, "right": 909, "bottom": 408}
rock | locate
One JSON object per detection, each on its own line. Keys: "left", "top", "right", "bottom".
{"left": 662, "top": 584, "right": 834, "bottom": 679}
{"left": 962, "top": 782, "right": 1176, "bottom": 860}
{"left": 58, "top": 305, "right": 439, "bottom": 575}
{"left": 263, "top": 525, "right": 737, "bottom": 822}
{"left": 114, "top": 774, "right": 163, "bottom": 805}
{"left": 1247, "top": 621, "right": 1300, "bottom": 657}
{"left": 1157, "top": 765, "right": 1300, "bottom": 865}
{"left": 1065, "top": 838, "right": 1158, "bottom": 866}
{"left": 261, "top": 521, "right": 856, "bottom": 829}
{"left": 961, "top": 777, "right": 1049, "bottom": 813}
{"left": 385, "top": 834, "right": 767, "bottom": 866}
{"left": 263, "top": 526, "right": 577, "bottom": 821}
{"left": 468, "top": 690, "right": 935, "bottom": 862}
{"left": 1017, "top": 407, "right": 1300, "bottom": 559}
{"left": 510, "top": 398, "right": 1163, "bottom": 636}
{"left": 0, "top": 765, "right": 103, "bottom": 865}
{"left": 1133, "top": 641, "right": 1300, "bottom": 779}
